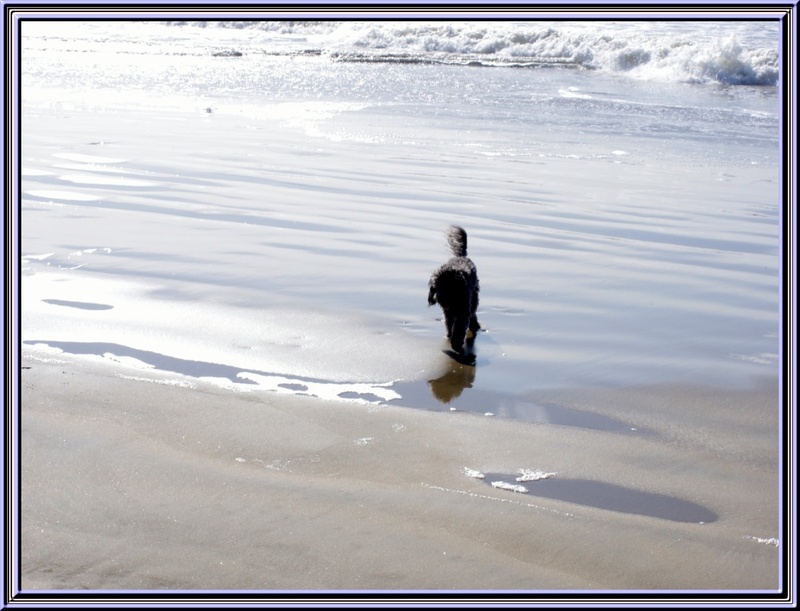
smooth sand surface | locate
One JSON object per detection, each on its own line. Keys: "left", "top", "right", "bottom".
{"left": 20, "top": 352, "right": 780, "bottom": 592}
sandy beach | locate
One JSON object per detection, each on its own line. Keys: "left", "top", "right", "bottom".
{"left": 21, "top": 352, "right": 779, "bottom": 591}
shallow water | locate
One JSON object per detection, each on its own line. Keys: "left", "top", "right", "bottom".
{"left": 20, "top": 20, "right": 781, "bottom": 418}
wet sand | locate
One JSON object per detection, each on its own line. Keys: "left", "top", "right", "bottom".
{"left": 20, "top": 352, "right": 780, "bottom": 592}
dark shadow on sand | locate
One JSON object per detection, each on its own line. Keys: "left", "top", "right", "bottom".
{"left": 485, "top": 474, "right": 718, "bottom": 523}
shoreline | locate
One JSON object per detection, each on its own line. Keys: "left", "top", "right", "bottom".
{"left": 19, "top": 349, "right": 780, "bottom": 591}
{"left": 18, "top": 34, "right": 781, "bottom": 592}
{"left": 21, "top": 101, "right": 780, "bottom": 395}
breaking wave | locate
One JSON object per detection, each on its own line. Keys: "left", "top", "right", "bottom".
{"left": 165, "top": 20, "right": 779, "bottom": 86}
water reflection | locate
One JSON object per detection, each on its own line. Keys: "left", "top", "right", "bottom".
{"left": 389, "top": 348, "right": 648, "bottom": 433}
{"left": 428, "top": 359, "right": 476, "bottom": 403}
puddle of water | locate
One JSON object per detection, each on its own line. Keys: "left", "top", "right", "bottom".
{"left": 390, "top": 373, "right": 647, "bottom": 434}
{"left": 22, "top": 340, "right": 397, "bottom": 405}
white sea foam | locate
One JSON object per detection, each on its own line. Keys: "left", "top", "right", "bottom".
{"left": 25, "top": 343, "right": 65, "bottom": 356}
{"left": 117, "top": 373, "right": 195, "bottom": 389}
{"left": 491, "top": 481, "right": 529, "bottom": 494}
{"left": 516, "top": 469, "right": 557, "bottom": 482}
{"left": 157, "top": 20, "right": 779, "bottom": 86}
{"left": 464, "top": 468, "right": 485, "bottom": 479}
{"left": 743, "top": 535, "right": 779, "bottom": 547}
{"left": 559, "top": 88, "right": 593, "bottom": 99}
{"left": 237, "top": 372, "right": 401, "bottom": 405}
{"left": 20, "top": 22, "right": 779, "bottom": 125}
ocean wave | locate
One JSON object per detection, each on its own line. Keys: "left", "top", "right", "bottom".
{"left": 165, "top": 20, "right": 779, "bottom": 86}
